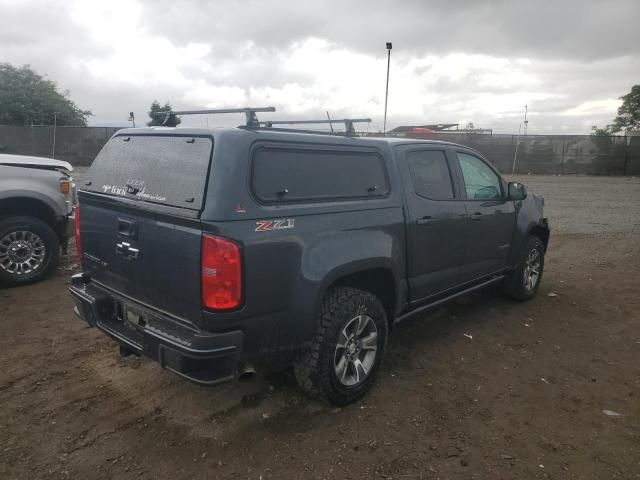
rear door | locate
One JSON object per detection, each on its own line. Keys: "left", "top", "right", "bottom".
{"left": 79, "top": 134, "right": 213, "bottom": 323}
{"left": 398, "top": 146, "right": 467, "bottom": 303}
{"left": 453, "top": 151, "right": 515, "bottom": 282}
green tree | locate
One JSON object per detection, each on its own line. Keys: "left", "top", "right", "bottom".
{"left": 591, "top": 128, "right": 612, "bottom": 154}
{"left": 593, "top": 128, "right": 612, "bottom": 136}
{"left": 147, "top": 100, "right": 181, "bottom": 126}
{"left": 611, "top": 85, "right": 640, "bottom": 133}
{"left": 0, "top": 63, "right": 91, "bottom": 126}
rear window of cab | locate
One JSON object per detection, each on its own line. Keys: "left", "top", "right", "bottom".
{"left": 251, "top": 145, "right": 389, "bottom": 203}
{"left": 84, "top": 135, "right": 212, "bottom": 210}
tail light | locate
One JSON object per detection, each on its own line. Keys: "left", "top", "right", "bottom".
{"left": 201, "top": 234, "right": 242, "bottom": 310}
{"left": 74, "top": 206, "right": 82, "bottom": 261}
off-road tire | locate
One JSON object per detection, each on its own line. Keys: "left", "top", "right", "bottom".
{"left": 294, "top": 287, "right": 388, "bottom": 406}
{"left": 502, "top": 236, "right": 545, "bottom": 301}
{"left": 0, "top": 216, "right": 60, "bottom": 286}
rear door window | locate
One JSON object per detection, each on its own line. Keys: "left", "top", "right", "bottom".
{"left": 251, "top": 146, "right": 389, "bottom": 203}
{"left": 84, "top": 135, "right": 212, "bottom": 210}
{"left": 407, "top": 150, "right": 454, "bottom": 200}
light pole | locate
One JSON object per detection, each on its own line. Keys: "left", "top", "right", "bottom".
{"left": 383, "top": 42, "right": 392, "bottom": 136}
{"left": 523, "top": 104, "right": 528, "bottom": 136}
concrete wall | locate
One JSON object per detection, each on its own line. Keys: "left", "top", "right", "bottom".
{"left": 1, "top": 125, "right": 638, "bottom": 175}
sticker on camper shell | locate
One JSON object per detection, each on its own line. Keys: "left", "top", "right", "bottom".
{"left": 126, "top": 178, "right": 145, "bottom": 189}
{"left": 255, "top": 218, "right": 295, "bottom": 232}
{"left": 100, "top": 184, "right": 167, "bottom": 203}
{"left": 101, "top": 184, "right": 127, "bottom": 196}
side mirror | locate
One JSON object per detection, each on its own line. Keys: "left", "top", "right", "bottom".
{"left": 508, "top": 182, "right": 527, "bottom": 200}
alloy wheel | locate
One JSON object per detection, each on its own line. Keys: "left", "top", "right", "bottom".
{"left": 334, "top": 314, "right": 379, "bottom": 386}
{"left": 0, "top": 230, "right": 46, "bottom": 275}
{"left": 523, "top": 248, "right": 541, "bottom": 292}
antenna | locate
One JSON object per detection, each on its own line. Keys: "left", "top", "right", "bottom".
{"left": 383, "top": 42, "right": 393, "bottom": 136}
{"left": 155, "top": 107, "right": 276, "bottom": 127}
{"left": 326, "top": 111, "right": 334, "bottom": 133}
{"left": 258, "top": 118, "right": 371, "bottom": 136}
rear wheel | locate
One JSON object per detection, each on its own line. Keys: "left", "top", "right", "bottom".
{"left": 0, "top": 216, "right": 59, "bottom": 286}
{"left": 502, "top": 236, "right": 545, "bottom": 301}
{"left": 294, "top": 287, "right": 388, "bottom": 406}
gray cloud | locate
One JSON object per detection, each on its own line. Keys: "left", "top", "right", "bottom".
{"left": 137, "top": 0, "right": 640, "bottom": 61}
{"left": 0, "top": 2, "right": 107, "bottom": 67}
{"left": 0, "top": 0, "right": 638, "bottom": 132}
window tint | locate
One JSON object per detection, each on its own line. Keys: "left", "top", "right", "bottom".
{"left": 252, "top": 147, "right": 389, "bottom": 202}
{"left": 85, "top": 135, "right": 212, "bottom": 210}
{"left": 407, "top": 150, "right": 454, "bottom": 200}
{"left": 456, "top": 152, "right": 502, "bottom": 200}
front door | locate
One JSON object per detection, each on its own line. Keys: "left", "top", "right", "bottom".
{"left": 453, "top": 151, "right": 516, "bottom": 282}
{"left": 399, "top": 147, "right": 467, "bottom": 303}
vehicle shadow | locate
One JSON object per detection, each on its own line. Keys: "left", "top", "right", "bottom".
{"left": 206, "top": 286, "right": 518, "bottom": 421}
{"left": 83, "top": 284, "right": 528, "bottom": 449}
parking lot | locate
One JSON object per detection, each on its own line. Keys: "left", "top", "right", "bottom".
{"left": 1, "top": 175, "right": 639, "bottom": 479}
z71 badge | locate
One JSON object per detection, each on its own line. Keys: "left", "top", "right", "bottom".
{"left": 255, "top": 218, "right": 295, "bottom": 232}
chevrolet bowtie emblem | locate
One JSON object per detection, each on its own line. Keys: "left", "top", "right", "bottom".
{"left": 115, "top": 241, "right": 140, "bottom": 260}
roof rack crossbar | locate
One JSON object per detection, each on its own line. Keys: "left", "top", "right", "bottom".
{"left": 156, "top": 106, "right": 276, "bottom": 127}
{"left": 258, "top": 118, "right": 371, "bottom": 136}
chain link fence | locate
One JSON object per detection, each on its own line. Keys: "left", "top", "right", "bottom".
{"left": 388, "top": 132, "right": 639, "bottom": 175}
{"left": 0, "top": 125, "right": 120, "bottom": 166}
{"left": 1, "top": 125, "right": 638, "bottom": 175}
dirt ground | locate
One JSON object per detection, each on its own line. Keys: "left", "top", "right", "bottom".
{"left": 1, "top": 179, "right": 640, "bottom": 479}
{"left": 504, "top": 175, "right": 640, "bottom": 235}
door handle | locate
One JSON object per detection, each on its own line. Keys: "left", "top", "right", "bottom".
{"left": 470, "top": 213, "right": 483, "bottom": 221}
{"left": 416, "top": 216, "right": 436, "bottom": 225}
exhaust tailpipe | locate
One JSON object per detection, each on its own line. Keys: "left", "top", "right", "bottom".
{"left": 237, "top": 361, "right": 256, "bottom": 382}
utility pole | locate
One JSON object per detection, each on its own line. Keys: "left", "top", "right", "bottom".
{"left": 511, "top": 122, "right": 522, "bottom": 175}
{"left": 511, "top": 105, "right": 528, "bottom": 174}
{"left": 383, "top": 42, "right": 392, "bottom": 136}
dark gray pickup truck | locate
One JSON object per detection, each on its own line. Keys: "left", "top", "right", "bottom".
{"left": 70, "top": 122, "right": 549, "bottom": 405}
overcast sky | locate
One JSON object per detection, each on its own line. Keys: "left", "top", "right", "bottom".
{"left": 1, "top": 0, "right": 638, "bottom": 133}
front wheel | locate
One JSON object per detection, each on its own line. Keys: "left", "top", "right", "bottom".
{"left": 0, "top": 216, "right": 60, "bottom": 286}
{"left": 294, "top": 287, "right": 388, "bottom": 406}
{"left": 502, "top": 236, "right": 545, "bottom": 301}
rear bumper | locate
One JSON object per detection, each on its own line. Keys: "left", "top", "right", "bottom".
{"left": 69, "top": 273, "right": 243, "bottom": 385}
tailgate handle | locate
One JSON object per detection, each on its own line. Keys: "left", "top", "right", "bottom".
{"left": 117, "top": 218, "right": 138, "bottom": 239}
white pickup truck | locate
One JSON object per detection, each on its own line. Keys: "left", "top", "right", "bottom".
{"left": 0, "top": 154, "right": 77, "bottom": 285}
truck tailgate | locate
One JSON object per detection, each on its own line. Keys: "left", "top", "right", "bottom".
{"left": 80, "top": 194, "right": 203, "bottom": 324}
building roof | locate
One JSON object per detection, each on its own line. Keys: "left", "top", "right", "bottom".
{"left": 387, "top": 124, "right": 459, "bottom": 134}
